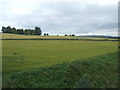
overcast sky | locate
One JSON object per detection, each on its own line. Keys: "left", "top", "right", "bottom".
{"left": 0, "top": 0, "right": 119, "bottom": 36}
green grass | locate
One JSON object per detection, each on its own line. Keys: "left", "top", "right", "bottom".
{"left": 3, "top": 40, "right": 118, "bottom": 73}
{"left": 2, "top": 52, "right": 118, "bottom": 88}
{"left": 2, "top": 33, "right": 118, "bottom": 88}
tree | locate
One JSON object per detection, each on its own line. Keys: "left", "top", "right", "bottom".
{"left": 46, "top": 33, "right": 49, "bottom": 36}
{"left": 44, "top": 33, "right": 46, "bottom": 36}
{"left": 1, "top": 26, "right": 7, "bottom": 33}
{"left": 65, "top": 34, "right": 67, "bottom": 36}
{"left": 23, "top": 29, "right": 28, "bottom": 35}
{"left": 34, "top": 26, "right": 42, "bottom": 35}
{"left": 27, "top": 29, "right": 32, "bottom": 35}
{"left": 16, "top": 29, "right": 24, "bottom": 34}
{"left": 6, "top": 26, "right": 12, "bottom": 33}
{"left": 12, "top": 27, "right": 17, "bottom": 34}
{"left": 72, "top": 34, "right": 75, "bottom": 36}
{"left": 29, "top": 30, "right": 35, "bottom": 35}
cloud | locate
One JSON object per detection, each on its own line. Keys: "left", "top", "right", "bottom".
{"left": 0, "top": 0, "right": 118, "bottom": 36}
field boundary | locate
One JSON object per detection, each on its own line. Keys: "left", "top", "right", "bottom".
{"left": 1, "top": 38, "right": 120, "bottom": 41}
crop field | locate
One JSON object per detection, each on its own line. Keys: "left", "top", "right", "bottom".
{"left": 3, "top": 40, "right": 118, "bottom": 73}
{"left": 2, "top": 33, "right": 119, "bottom": 88}
{"left": 1, "top": 33, "right": 119, "bottom": 41}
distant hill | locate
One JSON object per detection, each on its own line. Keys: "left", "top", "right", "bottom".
{"left": 78, "top": 35, "right": 120, "bottom": 39}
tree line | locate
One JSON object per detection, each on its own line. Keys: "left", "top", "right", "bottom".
{"left": 2, "top": 26, "right": 42, "bottom": 35}
{"left": 1, "top": 26, "right": 76, "bottom": 36}
{"left": 64, "top": 34, "right": 75, "bottom": 36}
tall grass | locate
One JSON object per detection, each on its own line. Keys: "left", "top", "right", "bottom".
{"left": 3, "top": 52, "right": 118, "bottom": 88}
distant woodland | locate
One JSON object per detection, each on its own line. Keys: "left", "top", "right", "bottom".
{"left": 1, "top": 26, "right": 76, "bottom": 36}
{"left": 2, "top": 26, "right": 42, "bottom": 35}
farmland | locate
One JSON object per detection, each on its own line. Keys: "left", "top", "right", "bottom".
{"left": 3, "top": 52, "right": 118, "bottom": 88}
{"left": 2, "top": 33, "right": 119, "bottom": 88}
{"left": 1, "top": 33, "right": 119, "bottom": 41}
{"left": 3, "top": 40, "right": 118, "bottom": 73}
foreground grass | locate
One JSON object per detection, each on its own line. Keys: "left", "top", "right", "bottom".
{"left": 3, "top": 40, "right": 118, "bottom": 73}
{"left": 3, "top": 52, "right": 118, "bottom": 88}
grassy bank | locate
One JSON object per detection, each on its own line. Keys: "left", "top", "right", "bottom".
{"left": 2, "top": 52, "right": 118, "bottom": 88}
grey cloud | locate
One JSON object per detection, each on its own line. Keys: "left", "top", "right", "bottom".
{"left": 0, "top": 1, "right": 118, "bottom": 36}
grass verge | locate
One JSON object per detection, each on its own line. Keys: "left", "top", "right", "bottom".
{"left": 2, "top": 52, "right": 118, "bottom": 88}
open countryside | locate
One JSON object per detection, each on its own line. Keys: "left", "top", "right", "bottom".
{"left": 1, "top": 0, "right": 119, "bottom": 88}
{"left": 2, "top": 33, "right": 119, "bottom": 88}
